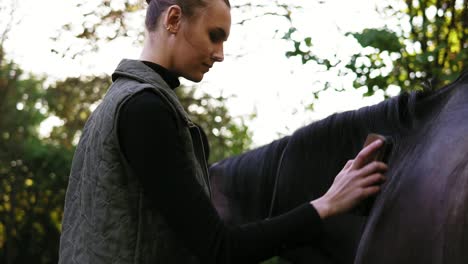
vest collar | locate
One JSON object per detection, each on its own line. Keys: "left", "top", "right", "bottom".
{"left": 112, "top": 59, "right": 173, "bottom": 91}
{"left": 111, "top": 59, "right": 196, "bottom": 127}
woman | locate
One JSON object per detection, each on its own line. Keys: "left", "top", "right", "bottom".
{"left": 58, "top": 0, "right": 387, "bottom": 263}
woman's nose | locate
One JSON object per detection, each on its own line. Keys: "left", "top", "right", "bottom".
{"left": 212, "top": 44, "right": 224, "bottom": 62}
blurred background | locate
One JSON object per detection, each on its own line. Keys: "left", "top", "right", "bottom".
{"left": 0, "top": 0, "right": 466, "bottom": 263}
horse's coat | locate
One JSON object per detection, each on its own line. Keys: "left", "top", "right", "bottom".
{"left": 210, "top": 71, "right": 468, "bottom": 263}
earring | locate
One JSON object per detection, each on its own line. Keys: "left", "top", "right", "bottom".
{"left": 167, "top": 26, "right": 176, "bottom": 34}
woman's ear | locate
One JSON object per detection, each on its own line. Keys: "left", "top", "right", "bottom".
{"left": 164, "top": 5, "right": 182, "bottom": 34}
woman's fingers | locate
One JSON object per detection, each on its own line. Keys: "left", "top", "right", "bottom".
{"left": 359, "top": 173, "right": 386, "bottom": 187}
{"left": 357, "top": 161, "right": 388, "bottom": 178}
{"left": 342, "top": 159, "right": 354, "bottom": 171}
{"left": 316, "top": 141, "right": 390, "bottom": 218}
{"left": 361, "top": 185, "right": 381, "bottom": 198}
{"left": 352, "top": 139, "right": 383, "bottom": 169}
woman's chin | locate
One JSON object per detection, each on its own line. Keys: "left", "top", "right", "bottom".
{"left": 184, "top": 73, "right": 205, "bottom": 83}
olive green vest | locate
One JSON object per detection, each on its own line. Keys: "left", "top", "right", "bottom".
{"left": 58, "top": 59, "right": 211, "bottom": 263}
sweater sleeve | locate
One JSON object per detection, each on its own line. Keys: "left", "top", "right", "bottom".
{"left": 117, "top": 90, "right": 324, "bottom": 263}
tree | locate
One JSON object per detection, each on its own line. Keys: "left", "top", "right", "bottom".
{"left": 0, "top": 3, "right": 70, "bottom": 263}
{"left": 284, "top": 0, "right": 468, "bottom": 97}
{"left": 0, "top": 43, "right": 71, "bottom": 263}
{"left": 176, "top": 86, "right": 252, "bottom": 163}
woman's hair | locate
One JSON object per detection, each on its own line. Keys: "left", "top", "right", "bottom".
{"left": 145, "top": 0, "right": 231, "bottom": 32}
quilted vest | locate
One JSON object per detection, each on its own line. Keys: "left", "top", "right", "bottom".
{"left": 58, "top": 59, "right": 211, "bottom": 263}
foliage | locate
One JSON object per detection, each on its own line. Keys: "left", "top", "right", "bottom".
{"left": 177, "top": 87, "right": 252, "bottom": 163}
{"left": 51, "top": 0, "right": 145, "bottom": 59}
{"left": 45, "top": 76, "right": 111, "bottom": 149}
{"left": 0, "top": 45, "right": 70, "bottom": 264}
{"left": 285, "top": 0, "right": 468, "bottom": 97}
{"left": 52, "top": 0, "right": 301, "bottom": 60}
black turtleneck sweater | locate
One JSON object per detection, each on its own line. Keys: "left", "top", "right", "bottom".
{"left": 117, "top": 61, "right": 324, "bottom": 263}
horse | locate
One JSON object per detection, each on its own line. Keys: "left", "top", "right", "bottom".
{"left": 209, "top": 71, "right": 468, "bottom": 263}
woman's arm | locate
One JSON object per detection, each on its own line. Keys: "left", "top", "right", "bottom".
{"left": 118, "top": 90, "right": 386, "bottom": 263}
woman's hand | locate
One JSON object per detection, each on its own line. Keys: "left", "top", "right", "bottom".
{"left": 311, "top": 139, "right": 388, "bottom": 219}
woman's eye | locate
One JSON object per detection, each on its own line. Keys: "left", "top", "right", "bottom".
{"left": 209, "top": 28, "right": 227, "bottom": 43}
{"left": 209, "top": 32, "right": 219, "bottom": 42}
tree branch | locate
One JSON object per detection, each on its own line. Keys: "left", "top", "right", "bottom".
{"left": 0, "top": 1, "right": 19, "bottom": 47}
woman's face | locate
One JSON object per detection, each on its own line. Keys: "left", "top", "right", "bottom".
{"left": 171, "top": 0, "right": 231, "bottom": 82}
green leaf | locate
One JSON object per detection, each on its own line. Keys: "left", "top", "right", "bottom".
{"left": 350, "top": 28, "right": 402, "bottom": 52}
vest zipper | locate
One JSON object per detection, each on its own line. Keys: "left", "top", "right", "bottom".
{"left": 195, "top": 126, "right": 212, "bottom": 199}
{"left": 188, "top": 122, "right": 212, "bottom": 199}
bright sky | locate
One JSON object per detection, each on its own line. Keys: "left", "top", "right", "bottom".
{"left": 4, "top": 0, "right": 400, "bottom": 147}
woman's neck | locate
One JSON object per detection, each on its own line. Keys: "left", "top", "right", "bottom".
{"left": 140, "top": 31, "right": 172, "bottom": 70}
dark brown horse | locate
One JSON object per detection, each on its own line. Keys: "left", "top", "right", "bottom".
{"left": 210, "top": 71, "right": 468, "bottom": 263}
